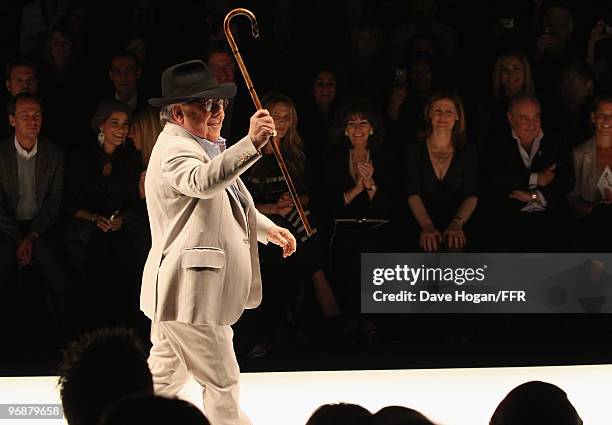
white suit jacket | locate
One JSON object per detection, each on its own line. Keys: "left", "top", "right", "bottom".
{"left": 140, "top": 122, "right": 275, "bottom": 325}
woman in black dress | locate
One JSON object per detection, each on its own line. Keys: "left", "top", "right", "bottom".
{"left": 322, "top": 101, "right": 394, "bottom": 341}
{"left": 404, "top": 90, "right": 479, "bottom": 252}
{"left": 323, "top": 103, "right": 394, "bottom": 222}
{"left": 64, "top": 99, "right": 149, "bottom": 333}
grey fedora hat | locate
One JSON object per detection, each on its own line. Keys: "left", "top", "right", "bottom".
{"left": 148, "top": 60, "right": 237, "bottom": 107}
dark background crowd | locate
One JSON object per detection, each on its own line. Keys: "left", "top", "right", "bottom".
{"left": 1, "top": 0, "right": 612, "bottom": 379}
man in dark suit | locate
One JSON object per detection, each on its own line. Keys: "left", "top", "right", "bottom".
{"left": 487, "top": 91, "right": 573, "bottom": 252}
{"left": 0, "top": 92, "right": 66, "bottom": 297}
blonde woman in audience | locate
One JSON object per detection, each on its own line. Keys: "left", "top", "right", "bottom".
{"left": 129, "top": 106, "right": 161, "bottom": 167}
{"left": 476, "top": 50, "right": 536, "bottom": 154}
{"left": 129, "top": 106, "right": 161, "bottom": 197}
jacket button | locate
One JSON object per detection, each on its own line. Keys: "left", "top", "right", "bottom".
{"left": 243, "top": 238, "right": 249, "bottom": 244}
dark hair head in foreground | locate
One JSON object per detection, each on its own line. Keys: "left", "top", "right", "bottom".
{"left": 306, "top": 402, "right": 372, "bottom": 425}
{"left": 99, "top": 394, "right": 210, "bottom": 425}
{"left": 489, "top": 380, "right": 583, "bottom": 425}
{"left": 373, "top": 405, "right": 436, "bottom": 425}
{"left": 58, "top": 327, "right": 153, "bottom": 425}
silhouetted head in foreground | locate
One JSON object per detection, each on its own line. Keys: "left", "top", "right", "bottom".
{"left": 99, "top": 394, "right": 210, "bottom": 425}
{"left": 58, "top": 327, "right": 153, "bottom": 425}
{"left": 489, "top": 381, "right": 583, "bottom": 425}
{"left": 306, "top": 402, "right": 372, "bottom": 425}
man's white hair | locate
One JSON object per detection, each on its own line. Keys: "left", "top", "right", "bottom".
{"left": 159, "top": 104, "right": 179, "bottom": 126}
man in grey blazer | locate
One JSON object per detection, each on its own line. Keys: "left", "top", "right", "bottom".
{"left": 141, "top": 60, "right": 296, "bottom": 425}
{"left": 0, "top": 92, "right": 66, "bottom": 297}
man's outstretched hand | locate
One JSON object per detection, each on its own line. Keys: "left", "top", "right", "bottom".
{"left": 267, "top": 225, "right": 296, "bottom": 258}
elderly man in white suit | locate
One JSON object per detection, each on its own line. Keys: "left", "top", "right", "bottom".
{"left": 141, "top": 60, "right": 296, "bottom": 425}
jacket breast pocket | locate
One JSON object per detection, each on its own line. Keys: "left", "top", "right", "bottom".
{"left": 181, "top": 247, "right": 226, "bottom": 269}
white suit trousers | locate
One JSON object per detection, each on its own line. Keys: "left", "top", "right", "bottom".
{"left": 148, "top": 321, "right": 252, "bottom": 425}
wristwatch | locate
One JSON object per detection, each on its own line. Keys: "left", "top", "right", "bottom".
{"left": 530, "top": 191, "right": 538, "bottom": 202}
{"left": 366, "top": 185, "right": 377, "bottom": 191}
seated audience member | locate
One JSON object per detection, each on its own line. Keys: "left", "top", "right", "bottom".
{"left": 489, "top": 381, "right": 583, "bottom": 425}
{"left": 337, "top": 19, "right": 389, "bottom": 109}
{"left": 125, "top": 34, "right": 147, "bottom": 66}
{"left": 19, "top": 0, "right": 70, "bottom": 57}
{"left": 403, "top": 33, "right": 445, "bottom": 63}
{"left": 404, "top": 90, "right": 479, "bottom": 252}
{"left": 244, "top": 93, "right": 340, "bottom": 354}
{"left": 298, "top": 67, "right": 340, "bottom": 178}
{"left": 64, "top": 99, "right": 148, "bottom": 333}
{"left": 300, "top": 68, "right": 339, "bottom": 138}
{"left": 1, "top": 58, "right": 39, "bottom": 137}
{"left": 477, "top": 50, "right": 536, "bottom": 155}
{"left": 124, "top": 33, "right": 159, "bottom": 98}
{"left": 108, "top": 51, "right": 147, "bottom": 110}
{"left": 58, "top": 327, "right": 154, "bottom": 425}
{"left": 531, "top": 4, "right": 580, "bottom": 102}
{"left": 0, "top": 92, "right": 66, "bottom": 301}
{"left": 323, "top": 101, "right": 394, "bottom": 340}
{"left": 205, "top": 42, "right": 251, "bottom": 144}
{"left": 99, "top": 394, "right": 210, "bottom": 425}
{"left": 56, "top": 3, "right": 87, "bottom": 61}
{"left": 568, "top": 95, "right": 612, "bottom": 251}
{"left": 40, "top": 25, "right": 80, "bottom": 86}
{"left": 39, "top": 25, "right": 88, "bottom": 150}
{"left": 4, "top": 58, "right": 39, "bottom": 96}
{"left": 324, "top": 101, "right": 394, "bottom": 221}
{"left": 386, "top": 53, "right": 441, "bottom": 150}
{"left": 487, "top": 92, "right": 573, "bottom": 252}
{"left": 389, "top": 0, "right": 458, "bottom": 65}
{"left": 373, "top": 405, "right": 435, "bottom": 425}
{"left": 552, "top": 62, "right": 596, "bottom": 147}
{"left": 586, "top": 20, "right": 612, "bottom": 91}
{"left": 129, "top": 105, "right": 161, "bottom": 167}
{"left": 306, "top": 403, "right": 372, "bottom": 425}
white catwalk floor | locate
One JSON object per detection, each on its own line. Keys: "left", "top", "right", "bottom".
{"left": 0, "top": 364, "right": 610, "bottom": 424}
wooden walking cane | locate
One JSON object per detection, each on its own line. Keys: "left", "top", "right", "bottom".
{"left": 224, "top": 8, "right": 313, "bottom": 236}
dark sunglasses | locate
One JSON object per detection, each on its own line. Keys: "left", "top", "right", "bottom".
{"left": 186, "top": 98, "right": 229, "bottom": 112}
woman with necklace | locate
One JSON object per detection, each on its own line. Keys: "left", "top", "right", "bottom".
{"left": 404, "top": 90, "right": 479, "bottom": 252}
{"left": 568, "top": 95, "right": 612, "bottom": 251}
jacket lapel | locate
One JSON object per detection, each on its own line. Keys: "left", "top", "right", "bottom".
{"left": 229, "top": 178, "right": 249, "bottom": 233}
{"left": 586, "top": 137, "right": 598, "bottom": 193}
{"left": 2, "top": 139, "right": 20, "bottom": 210}
{"left": 35, "top": 140, "right": 47, "bottom": 203}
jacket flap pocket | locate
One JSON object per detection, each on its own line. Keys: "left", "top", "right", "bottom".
{"left": 182, "top": 247, "right": 225, "bottom": 269}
